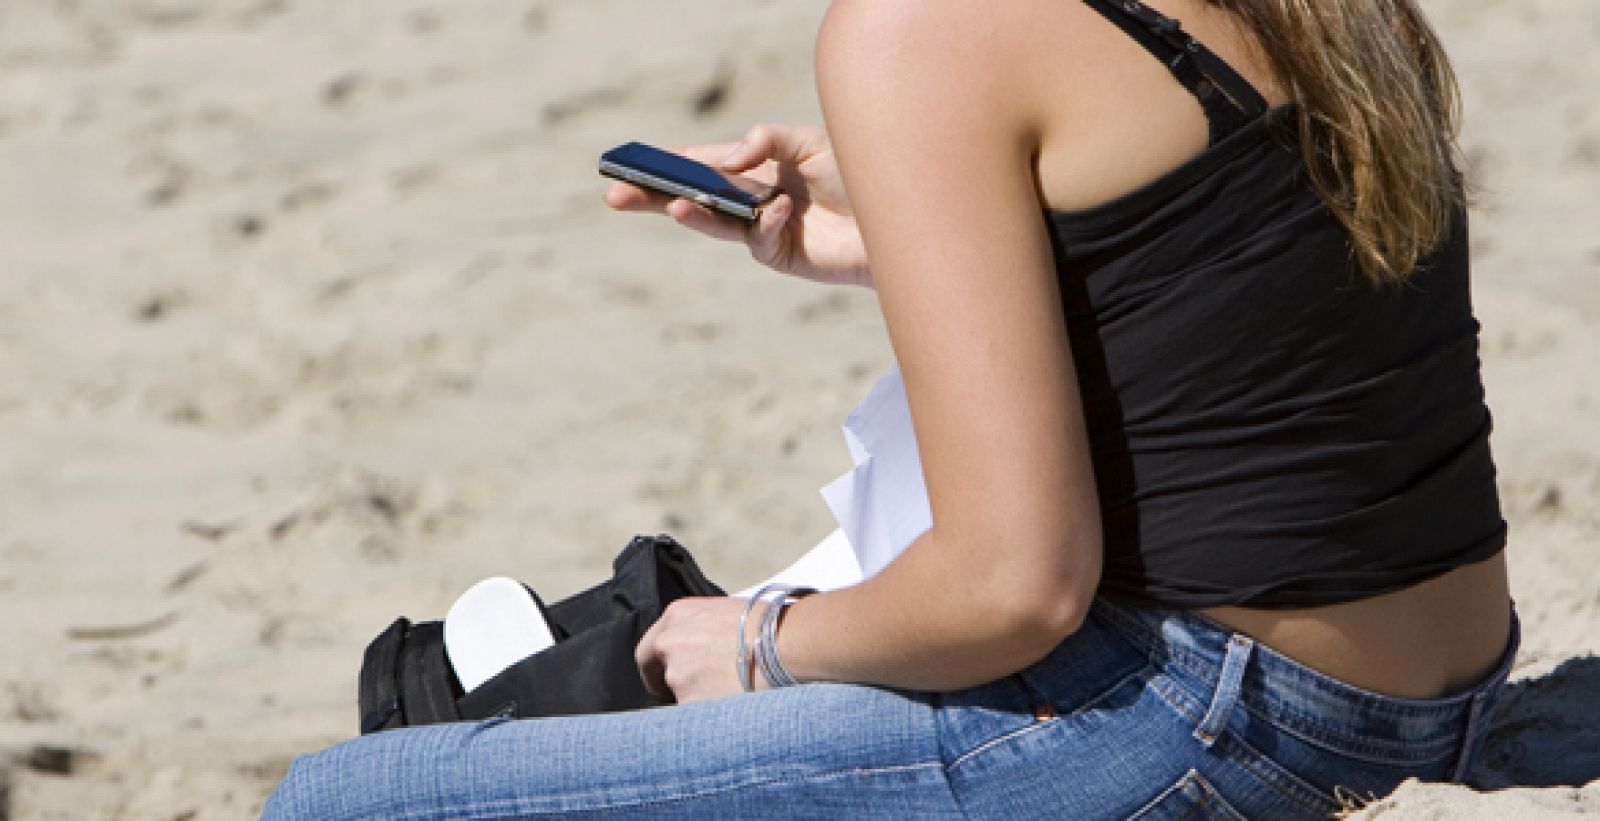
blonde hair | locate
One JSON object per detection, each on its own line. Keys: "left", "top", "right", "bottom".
{"left": 1213, "top": 0, "right": 1463, "bottom": 283}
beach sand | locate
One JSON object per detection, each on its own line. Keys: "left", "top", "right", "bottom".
{"left": 1, "top": 1, "right": 1595, "bottom": 817}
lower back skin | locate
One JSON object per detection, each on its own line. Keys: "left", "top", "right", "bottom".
{"left": 1203, "top": 552, "right": 1511, "bottom": 699}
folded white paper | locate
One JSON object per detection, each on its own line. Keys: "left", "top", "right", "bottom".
{"left": 735, "top": 527, "right": 862, "bottom": 597}
{"left": 820, "top": 364, "right": 933, "bottom": 580}
{"left": 741, "top": 365, "right": 933, "bottom": 596}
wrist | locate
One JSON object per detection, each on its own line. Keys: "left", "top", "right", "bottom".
{"left": 771, "top": 596, "right": 828, "bottom": 685}
{"left": 738, "top": 584, "right": 817, "bottom": 691}
{"left": 738, "top": 585, "right": 816, "bottom": 691}
{"left": 758, "top": 587, "right": 815, "bottom": 688}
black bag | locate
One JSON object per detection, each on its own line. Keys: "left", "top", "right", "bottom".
{"left": 357, "top": 534, "right": 725, "bottom": 734}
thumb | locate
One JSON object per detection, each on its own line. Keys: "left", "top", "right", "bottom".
{"left": 721, "top": 123, "right": 809, "bottom": 172}
{"left": 634, "top": 619, "right": 673, "bottom": 703}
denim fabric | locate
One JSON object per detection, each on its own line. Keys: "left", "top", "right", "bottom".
{"left": 266, "top": 599, "right": 1518, "bottom": 819}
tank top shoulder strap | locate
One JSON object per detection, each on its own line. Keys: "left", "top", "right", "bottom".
{"left": 1081, "top": 0, "right": 1270, "bottom": 144}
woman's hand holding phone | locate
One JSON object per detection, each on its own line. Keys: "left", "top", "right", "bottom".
{"left": 603, "top": 124, "right": 872, "bottom": 288}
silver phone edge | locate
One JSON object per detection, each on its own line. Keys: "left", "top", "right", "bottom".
{"left": 598, "top": 159, "right": 762, "bottom": 222}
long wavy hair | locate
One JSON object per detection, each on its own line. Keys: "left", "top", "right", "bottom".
{"left": 1211, "top": 0, "right": 1463, "bottom": 283}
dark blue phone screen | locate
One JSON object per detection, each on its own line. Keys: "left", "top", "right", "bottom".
{"left": 603, "top": 142, "right": 772, "bottom": 206}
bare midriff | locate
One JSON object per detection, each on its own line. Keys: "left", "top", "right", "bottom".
{"left": 1200, "top": 553, "right": 1512, "bottom": 700}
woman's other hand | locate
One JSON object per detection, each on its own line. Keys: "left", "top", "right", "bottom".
{"left": 603, "top": 124, "right": 872, "bottom": 288}
{"left": 635, "top": 596, "right": 761, "bottom": 704}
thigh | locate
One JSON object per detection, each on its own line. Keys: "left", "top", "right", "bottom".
{"left": 265, "top": 683, "right": 961, "bottom": 820}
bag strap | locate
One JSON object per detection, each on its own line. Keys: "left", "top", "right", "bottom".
{"left": 1081, "top": 0, "right": 1270, "bottom": 144}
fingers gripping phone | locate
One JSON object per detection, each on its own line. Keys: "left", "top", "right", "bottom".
{"left": 599, "top": 141, "right": 779, "bottom": 222}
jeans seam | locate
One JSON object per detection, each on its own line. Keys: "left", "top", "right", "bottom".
{"left": 1126, "top": 770, "right": 1195, "bottom": 820}
{"left": 1216, "top": 733, "right": 1343, "bottom": 817}
{"left": 1127, "top": 770, "right": 1246, "bottom": 821}
{"left": 946, "top": 719, "right": 1055, "bottom": 773}
{"left": 1234, "top": 698, "right": 1457, "bottom": 766}
{"left": 921, "top": 688, "right": 966, "bottom": 816}
{"left": 1152, "top": 659, "right": 1457, "bottom": 766}
{"left": 1100, "top": 601, "right": 1520, "bottom": 766}
{"left": 1146, "top": 670, "right": 1342, "bottom": 817}
{"left": 928, "top": 691, "right": 973, "bottom": 820}
{"left": 946, "top": 664, "right": 1152, "bottom": 773}
{"left": 1188, "top": 770, "right": 1247, "bottom": 821}
{"left": 1148, "top": 672, "right": 1202, "bottom": 726}
{"left": 420, "top": 760, "right": 951, "bottom": 819}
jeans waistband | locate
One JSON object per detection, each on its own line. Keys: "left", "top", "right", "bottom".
{"left": 1089, "top": 596, "right": 1520, "bottom": 767}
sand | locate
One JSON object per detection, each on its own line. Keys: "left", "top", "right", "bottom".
{"left": 0, "top": 1, "right": 1595, "bottom": 818}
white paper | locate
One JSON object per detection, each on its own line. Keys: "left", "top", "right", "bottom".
{"left": 820, "top": 364, "right": 932, "bottom": 579}
{"left": 744, "top": 365, "right": 933, "bottom": 594}
{"left": 735, "top": 528, "right": 862, "bottom": 597}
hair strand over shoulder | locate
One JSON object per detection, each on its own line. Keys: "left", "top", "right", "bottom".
{"left": 1210, "top": 0, "right": 1464, "bottom": 284}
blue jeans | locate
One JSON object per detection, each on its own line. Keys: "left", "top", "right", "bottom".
{"left": 265, "top": 599, "right": 1517, "bottom": 819}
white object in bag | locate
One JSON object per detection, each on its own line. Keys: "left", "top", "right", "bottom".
{"left": 444, "top": 576, "right": 558, "bottom": 693}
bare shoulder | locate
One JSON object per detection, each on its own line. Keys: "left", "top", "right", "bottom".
{"left": 818, "top": 0, "right": 1010, "bottom": 80}
{"left": 816, "top": 0, "right": 1080, "bottom": 132}
{"left": 818, "top": 0, "right": 1082, "bottom": 48}
{"left": 817, "top": 0, "right": 1287, "bottom": 213}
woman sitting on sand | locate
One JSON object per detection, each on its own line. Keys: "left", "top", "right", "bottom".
{"left": 267, "top": 0, "right": 1515, "bottom": 817}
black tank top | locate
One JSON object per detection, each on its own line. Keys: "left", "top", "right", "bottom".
{"left": 1059, "top": 0, "right": 1505, "bottom": 607}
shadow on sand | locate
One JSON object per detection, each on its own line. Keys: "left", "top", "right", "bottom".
{"left": 1471, "top": 654, "right": 1600, "bottom": 789}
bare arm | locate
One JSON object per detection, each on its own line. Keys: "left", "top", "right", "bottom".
{"left": 772, "top": 0, "right": 1102, "bottom": 690}
{"left": 636, "top": 0, "right": 1103, "bottom": 696}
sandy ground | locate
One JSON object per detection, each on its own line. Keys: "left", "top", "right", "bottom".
{"left": 0, "top": 1, "right": 1595, "bottom": 818}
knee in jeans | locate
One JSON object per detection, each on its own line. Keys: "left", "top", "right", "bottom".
{"left": 262, "top": 754, "right": 335, "bottom": 820}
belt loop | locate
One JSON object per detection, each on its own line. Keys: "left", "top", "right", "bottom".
{"left": 1195, "top": 633, "right": 1254, "bottom": 748}
{"left": 1450, "top": 605, "right": 1520, "bottom": 782}
{"left": 1450, "top": 690, "right": 1492, "bottom": 782}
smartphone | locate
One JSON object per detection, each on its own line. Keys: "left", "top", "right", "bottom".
{"left": 599, "top": 141, "right": 779, "bottom": 222}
